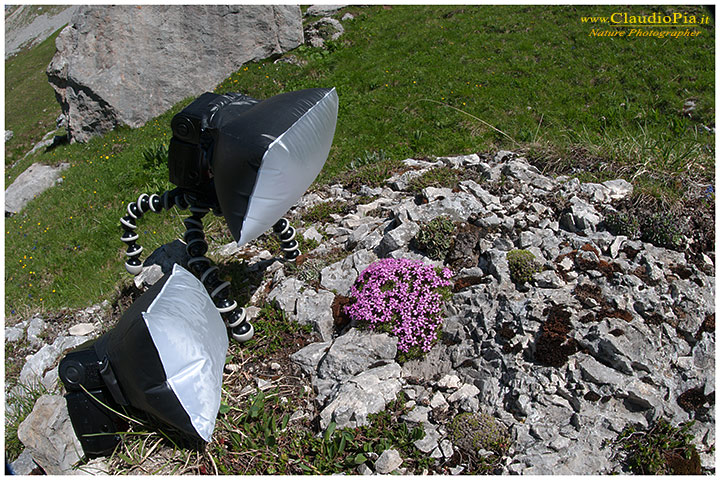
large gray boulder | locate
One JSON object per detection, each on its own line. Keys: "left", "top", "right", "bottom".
{"left": 46, "top": 5, "right": 303, "bottom": 142}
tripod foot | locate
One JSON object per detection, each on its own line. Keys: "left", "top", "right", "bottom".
{"left": 231, "top": 322, "right": 254, "bottom": 343}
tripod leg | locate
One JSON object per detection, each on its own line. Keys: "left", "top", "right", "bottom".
{"left": 273, "top": 218, "right": 301, "bottom": 260}
{"left": 183, "top": 206, "right": 254, "bottom": 343}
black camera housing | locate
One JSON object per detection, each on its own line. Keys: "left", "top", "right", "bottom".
{"left": 59, "top": 340, "right": 128, "bottom": 457}
{"left": 168, "top": 94, "right": 216, "bottom": 192}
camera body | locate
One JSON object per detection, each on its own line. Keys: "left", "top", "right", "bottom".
{"left": 168, "top": 92, "right": 259, "bottom": 205}
{"left": 168, "top": 93, "right": 217, "bottom": 193}
{"left": 59, "top": 340, "right": 128, "bottom": 457}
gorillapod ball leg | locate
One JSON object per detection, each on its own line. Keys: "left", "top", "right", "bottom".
{"left": 273, "top": 218, "right": 301, "bottom": 260}
{"left": 183, "top": 206, "right": 254, "bottom": 343}
{"left": 120, "top": 190, "right": 255, "bottom": 343}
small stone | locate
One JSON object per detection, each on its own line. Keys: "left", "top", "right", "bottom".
{"left": 295, "top": 288, "right": 335, "bottom": 342}
{"left": 602, "top": 179, "right": 633, "bottom": 200}
{"left": 401, "top": 405, "right": 430, "bottom": 424}
{"left": 577, "top": 354, "right": 625, "bottom": 386}
{"left": 134, "top": 264, "right": 164, "bottom": 289}
{"left": 6, "top": 326, "right": 24, "bottom": 343}
{"left": 430, "top": 391, "right": 449, "bottom": 410}
{"left": 450, "top": 465, "right": 465, "bottom": 475}
{"left": 26, "top": 316, "right": 45, "bottom": 345}
{"left": 270, "top": 362, "right": 281, "bottom": 371}
{"left": 440, "top": 439, "right": 454, "bottom": 458}
{"left": 438, "top": 374, "right": 461, "bottom": 390}
{"left": 377, "top": 221, "right": 420, "bottom": 257}
{"left": 19, "top": 344, "right": 60, "bottom": 387}
{"left": 356, "top": 463, "right": 373, "bottom": 475}
{"left": 549, "top": 435, "right": 571, "bottom": 452}
{"left": 9, "top": 449, "right": 37, "bottom": 475}
{"left": 375, "top": 448, "right": 403, "bottom": 474}
{"left": 68, "top": 323, "right": 96, "bottom": 337}
{"left": 256, "top": 377, "right": 273, "bottom": 391}
{"left": 559, "top": 256, "right": 575, "bottom": 271}
{"left": 414, "top": 426, "right": 441, "bottom": 453}
{"left": 290, "top": 342, "right": 331, "bottom": 375}
{"left": 534, "top": 270, "right": 565, "bottom": 289}
{"left": 303, "top": 226, "right": 324, "bottom": 243}
{"left": 5, "top": 163, "right": 70, "bottom": 215}
{"left": 305, "top": 4, "right": 347, "bottom": 16}
{"left": 447, "top": 384, "right": 480, "bottom": 403}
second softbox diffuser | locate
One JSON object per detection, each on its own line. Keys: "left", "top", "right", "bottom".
{"left": 93, "top": 264, "right": 227, "bottom": 442}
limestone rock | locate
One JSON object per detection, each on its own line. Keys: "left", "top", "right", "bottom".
{"left": 9, "top": 449, "right": 39, "bottom": 475}
{"left": 133, "top": 263, "right": 164, "bottom": 289}
{"left": 17, "top": 395, "right": 83, "bottom": 475}
{"left": 68, "top": 323, "right": 95, "bottom": 337}
{"left": 47, "top": 5, "right": 303, "bottom": 142}
{"left": 375, "top": 448, "right": 403, "bottom": 474}
{"left": 319, "top": 363, "right": 403, "bottom": 428}
{"left": 5, "top": 162, "right": 69, "bottom": 215}
{"left": 304, "top": 17, "right": 344, "bottom": 48}
{"left": 296, "top": 288, "right": 336, "bottom": 342}
{"left": 317, "top": 328, "right": 397, "bottom": 381}
{"left": 6, "top": 325, "right": 24, "bottom": 343}
{"left": 290, "top": 340, "right": 332, "bottom": 375}
{"left": 305, "top": 5, "right": 348, "bottom": 16}
{"left": 320, "top": 249, "right": 377, "bottom": 295}
{"left": 377, "top": 221, "right": 419, "bottom": 257}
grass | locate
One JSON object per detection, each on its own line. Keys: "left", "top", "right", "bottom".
{"left": 4, "top": 28, "right": 65, "bottom": 178}
{"left": 208, "top": 389, "right": 431, "bottom": 475}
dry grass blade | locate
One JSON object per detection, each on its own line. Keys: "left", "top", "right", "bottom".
{"left": 417, "top": 98, "right": 518, "bottom": 145}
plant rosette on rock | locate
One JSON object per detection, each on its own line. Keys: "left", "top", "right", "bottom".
{"left": 345, "top": 258, "right": 453, "bottom": 358}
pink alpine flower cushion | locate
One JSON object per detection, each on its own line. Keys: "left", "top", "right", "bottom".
{"left": 345, "top": 258, "right": 454, "bottom": 353}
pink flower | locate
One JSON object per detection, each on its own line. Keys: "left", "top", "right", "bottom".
{"left": 344, "top": 258, "right": 453, "bottom": 353}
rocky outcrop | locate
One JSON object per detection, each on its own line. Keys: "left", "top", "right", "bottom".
{"left": 7, "top": 152, "right": 715, "bottom": 474}
{"left": 46, "top": 5, "right": 303, "bottom": 143}
{"left": 264, "top": 151, "right": 713, "bottom": 473}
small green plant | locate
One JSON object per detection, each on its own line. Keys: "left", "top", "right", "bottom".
{"left": 350, "top": 149, "right": 388, "bottom": 170}
{"left": 450, "top": 412, "right": 512, "bottom": 474}
{"left": 640, "top": 212, "right": 685, "bottom": 249}
{"left": 614, "top": 419, "right": 701, "bottom": 475}
{"left": 242, "top": 302, "right": 314, "bottom": 357}
{"left": 141, "top": 142, "right": 168, "bottom": 171}
{"left": 412, "top": 217, "right": 456, "bottom": 261}
{"left": 604, "top": 212, "right": 641, "bottom": 239}
{"left": 407, "top": 167, "right": 461, "bottom": 193}
{"left": 506, "top": 249, "right": 541, "bottom": 284}
{"left": 296, "top": 235, "right": 320, "bottom": 254}
{"left": 212, "top": 388, "right": 431, "bottom": 474}
{"left": 302, "top": 200, "right": 353, "bottom": 223}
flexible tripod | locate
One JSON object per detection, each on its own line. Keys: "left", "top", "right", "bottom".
{"left": 120, "top": 188, "right": 300, "bottom": 342}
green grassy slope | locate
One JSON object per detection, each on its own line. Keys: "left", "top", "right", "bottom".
{"left": 5, "top": 29, "right": 64, "bottom": 177}
{"left": 4, "top": 5, "right": 715, "bottom": 315}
